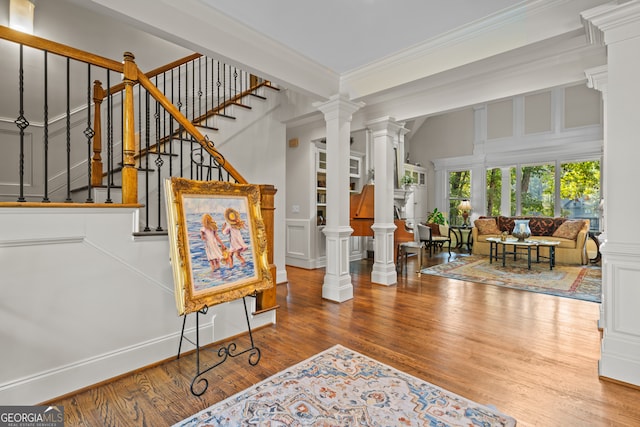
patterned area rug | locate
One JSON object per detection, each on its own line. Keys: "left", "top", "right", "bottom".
{"left": 174, "top": 344, "right": 516, "bottom": 426}
{"left": 421, "top": 255, "right": 601, "bottom": 302}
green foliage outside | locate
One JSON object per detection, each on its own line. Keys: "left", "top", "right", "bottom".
{"left": 448, "top": 171, "right": 470, "bottom": 224}
{"left": 485, "top": 160, "right": 600, "bottom": 217}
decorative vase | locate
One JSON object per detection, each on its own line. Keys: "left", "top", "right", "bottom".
{"left": 512, "top": 219, "right": 531, "bottom": 242}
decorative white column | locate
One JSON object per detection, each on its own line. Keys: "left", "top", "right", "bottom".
{"left": 315, "top": 94, "right": 364, "bottom": 302}
{"left": 366, "top": 117, "right": 406, "bottom": 285}
{"left": 582, "top": 1, "right": 640, "bottom": 387}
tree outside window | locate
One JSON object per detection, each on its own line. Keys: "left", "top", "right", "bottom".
{"left": 485, "top": 160, "right": 600, "bottom": 224}
{"left": 520, "top": 164, "right": 555, "bottom": 216}
{"left": 560, "top": 160, "right": 600, "bottom": 230}
{"left": 449, "top": 170, "right": 470, "bottom": 225}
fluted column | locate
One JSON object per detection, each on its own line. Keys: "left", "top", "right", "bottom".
{"left": 366, "top": 117, "right": 406, "bottom": 286}
{"left": 315, "top": 94, "right": 364, "bottom": 302}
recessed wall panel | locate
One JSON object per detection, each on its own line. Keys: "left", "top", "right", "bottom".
{"left": 487, "top": 99, "right": 513, "bottom": 139}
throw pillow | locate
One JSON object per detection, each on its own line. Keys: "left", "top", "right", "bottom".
{"left": 474, "top": 218, "right": 501, "bottom": 235}
{"left": 552, "top": 219, "right": 585, "bottom": 240}
{"left": 528, "top": 217, "right": 556, "bottom": 236}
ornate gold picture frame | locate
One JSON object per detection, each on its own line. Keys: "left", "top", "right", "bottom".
{"left": 165, "top": 177, "right": 273, "bottom": 315}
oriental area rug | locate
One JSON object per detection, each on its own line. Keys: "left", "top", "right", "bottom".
{"left": 174, "top": 344, "right": 516, "bottom": 427}
{"left": 421, "top": 255, "right": 601, "bottom": 302}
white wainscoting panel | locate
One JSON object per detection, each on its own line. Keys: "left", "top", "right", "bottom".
{"left": 285, "top": 219, "right": 313, "bottom": 268}
{"left": 599, "top": 242, "right": 640, "bottom": 387}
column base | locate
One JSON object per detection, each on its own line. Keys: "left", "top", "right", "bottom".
{"left": 371, "top": 263, "right": 397, "bottom": 286}
{"left": 370, "top": 222, "right": 397, "bottom": 286}
{"left": 322, "top": 226, "right": 354, "bottom": 302}
{"left": 322, "top": 275, "right": 354, "bottom": 302}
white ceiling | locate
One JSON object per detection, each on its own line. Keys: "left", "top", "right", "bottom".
{"left": 201, "top": 0, "right": 521, "bottom": 74}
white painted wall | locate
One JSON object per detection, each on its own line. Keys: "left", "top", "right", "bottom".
{"left": 199, "top": 88, "right": 288, "bottom": 285}
{"left": 0, "top": 208, "right": 275, "bottom": 404}
{"left": 284, "top": 120, "right": 325, "bottom": 268}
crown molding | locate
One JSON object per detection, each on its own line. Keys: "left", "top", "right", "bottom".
{"left": 582, "top": 0, "right": 640, "bottom": 46}
{"left": 340, "top": 0, "right": 609, "bottom": 100}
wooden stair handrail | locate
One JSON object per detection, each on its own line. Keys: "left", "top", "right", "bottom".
{"left": 0, "top": 26, "right": 123, "bottom": 72}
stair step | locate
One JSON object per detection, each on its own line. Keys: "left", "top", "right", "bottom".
{"left": 250, "top": 93, "right": 267, "bottom": 101}
{"left": 214, "top": 112, "right": 236, "bottom": 120}
{"left": 197, "top": 124, "right": 219, "bottom": 131}
{"left": 231, "top": 102, "right": 252, "bottom": 110}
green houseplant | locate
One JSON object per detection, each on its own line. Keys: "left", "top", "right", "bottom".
{"left": 400, "top": 174, "right": 416, "bottom": 187}
{"left": 426, "top": 208, "right": 447, "bottom": 225}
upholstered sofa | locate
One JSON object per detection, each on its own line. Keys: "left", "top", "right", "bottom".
{"left": 472, "top": 216, "right": 590, "bottom": 265}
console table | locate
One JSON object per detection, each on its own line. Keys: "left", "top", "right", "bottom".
{"left": 487, "top": 237, "right": 560, "bottom": 270}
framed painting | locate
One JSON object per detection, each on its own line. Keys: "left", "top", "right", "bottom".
{"left": 165, "top": 177, "right": 273, "bottom": 315}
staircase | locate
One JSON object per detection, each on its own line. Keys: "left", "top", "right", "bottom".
{"left": 0, "top": 26, "right": 283, "bottom": 405}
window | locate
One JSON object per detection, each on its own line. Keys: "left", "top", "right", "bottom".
{"left": 485, "top": 159, "right": 600, "bottom": 225}
{"left": 448, "top": 170, "right": 470, "bottom": 225}
{"left": 560, "top": 160, "right": 600, "bottom": 230}
{"left": 520, "top": 163, "right": 555, "bottom": 216}
{"left": 486, "top": 167, "right": 503, "bottom": 217}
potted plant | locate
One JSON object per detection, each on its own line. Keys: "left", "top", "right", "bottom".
{"left": 426, "top": 208, "right": 447, "bottom": 225}
{"left": 400, "top": 174, "right": 416, "bottom": 188}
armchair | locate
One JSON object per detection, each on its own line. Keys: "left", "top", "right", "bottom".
{"left": 418, "top": 223, "right": 452, "bottom": 257}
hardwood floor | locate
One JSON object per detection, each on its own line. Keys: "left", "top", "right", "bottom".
{"left": 48, "top": 252, "right": 640, "bottom": 426}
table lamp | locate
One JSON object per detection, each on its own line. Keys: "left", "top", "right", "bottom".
{"left": 458, "top": 200, "right": 472, "bottom": 227}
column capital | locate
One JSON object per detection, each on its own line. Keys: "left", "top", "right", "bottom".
{"left": 314, "top": 94, "right": 364, "bottom": 122}
{"left": 365, "top": 116, "right": 408, "bottom": 135}
{"left": 582, "top": 1, "right": 640, "bottom": 46}
{"left": 585, "top": 64, "right": 608, "bottom": 94}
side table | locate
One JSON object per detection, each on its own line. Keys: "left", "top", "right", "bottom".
{"left": 449, "top": 225, "right": 473, "bottom": 252}
{"left": 588, "top": 231, "right": 602, "bottom": 264}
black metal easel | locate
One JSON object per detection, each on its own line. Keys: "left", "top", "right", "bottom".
{"left": 177, "top": 295, "right": 261, "bottom": 396}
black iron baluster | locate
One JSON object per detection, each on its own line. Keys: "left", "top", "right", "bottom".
{"left": 42, "top": 50, "right": 50, "bottom": 203}
{"left": 137, "top": 83, "right": 142, "bottom": 202}
{"left": 155, "top": 86, "right": 164, "bottom": 231}
{"left": 169, "top": 68, "right": 174, "bottom": 177}
{"left": 178, "top": 64, "right": 184, "bottom": 178}
{"left": 192, "top": 60, "right": 197, "bottom": 180}
{"left": 216, "top": 60, "right": 221, "bottom": 117}
{"left": 15, "top": 44, "right": 28, "bottom": 202}
{"left": 198, "top": 56, "right": 202, "bottom": 125}
{"left": 204, "top": 57, "right": 208, "bottom": 127}
{"left": 185, "top": 61, "right": 193, "bottom": 179}
{"left": 84, "top": 64, "right": 95, "bottom": 203}
{"left": 143, "top": 89, "right": 151, "bottom": 232}
{"left": 105, "top": 71, "right": 113, "bottom": 203}
{"left": 233, "top": 65, "right": 238, "bottom": 100}
{"left": 223, "top": 63, "right": 227, "bottom": 116}
{"left": 119, "top": 90, "right": 124, "bottom": 188}
{"left": 65, "top": 57, "right": 72, "bottom": 202}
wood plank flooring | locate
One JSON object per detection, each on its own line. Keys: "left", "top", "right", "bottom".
{"left": 47, "top": 252, "right": 640, "bottom": 426}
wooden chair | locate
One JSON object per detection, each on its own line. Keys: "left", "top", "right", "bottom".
{"left": 418, "top": 223, "right": 452, "bottom": 257}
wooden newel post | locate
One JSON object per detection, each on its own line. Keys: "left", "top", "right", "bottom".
{"left": 91, "top": 80, "right": 105, "bottom": 187}
{"left": 256, "top": 184, "right": 279, "bottom": 313}
{"left": 121, "top": 52, "right": 138, "bottom": 204}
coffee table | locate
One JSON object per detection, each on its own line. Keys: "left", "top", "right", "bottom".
{"left": 486, "top": 237, "right": 561, "bottom": 270}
